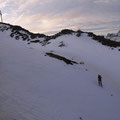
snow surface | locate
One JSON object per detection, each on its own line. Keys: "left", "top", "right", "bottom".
{"left": 0, "top": 28, "right": 120, "bottom": 120}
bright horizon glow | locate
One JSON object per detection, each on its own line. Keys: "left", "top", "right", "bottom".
{"left": 0, "top": 0, "right": 120, "bottom": 35}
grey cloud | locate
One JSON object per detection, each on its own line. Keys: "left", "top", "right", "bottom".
{"left": 0, "top": 0, "right": 120, "bottom": 34}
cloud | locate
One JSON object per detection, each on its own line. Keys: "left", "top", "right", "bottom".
{"left": 94, "top": 0, "right": 119, "bottom": 3}
{"left": 0, "top": 0, "right": 120, "bottom": 34}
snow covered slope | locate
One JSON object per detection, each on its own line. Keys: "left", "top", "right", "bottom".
{"left": 0, "top": 23, "right": 120, "bottom": 120}
{"left": 106, "top": 30, "right": 120, "bottom": 42}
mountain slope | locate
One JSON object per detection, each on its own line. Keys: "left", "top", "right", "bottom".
{"left": 0, "top": 23, "right": 120, "bottom": 120}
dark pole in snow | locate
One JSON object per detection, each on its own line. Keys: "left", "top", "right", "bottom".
{"left": 0, "top": 10, "right": 3, "bottom": 22}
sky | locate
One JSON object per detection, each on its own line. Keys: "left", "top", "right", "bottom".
{"left": 0, "top": 0, "right": 120, "bottom": 35}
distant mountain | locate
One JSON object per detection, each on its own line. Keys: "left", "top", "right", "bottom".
{"left": 106, "top": 30, "right": 120, "bottom": 42}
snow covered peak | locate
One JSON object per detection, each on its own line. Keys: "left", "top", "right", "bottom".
{"left": 0, "top": 22, "right": 47, "bottom": 45}
{"left": 106, "top": 30, "right": 120, "bottom": 42}
{"left": 118, "top": 30, "right": 120, "bottom": 35}
{"left": 0, "top": 22, "right": 11, "bottom": 31}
